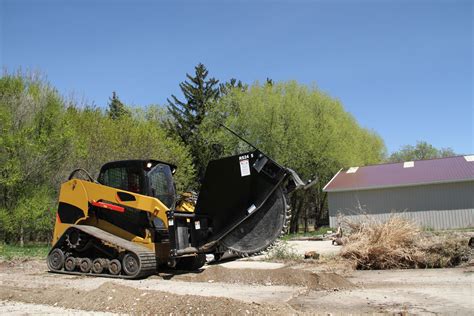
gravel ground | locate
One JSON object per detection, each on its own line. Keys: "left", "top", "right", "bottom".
{"left": 1, "top": 240, "right": 472, "bottom": 315}
{"left": 287, "top": 240, "right": 342, "bottom": 256}
{"left": 0, "top": 300, "right": 115, "bottom": 315}
{"left": 290, "top": 268, "right": 474, "bottom": 315}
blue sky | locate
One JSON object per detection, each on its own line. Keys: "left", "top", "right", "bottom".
{"left": 1, "top": 0, "right": 472, "bottom": 154}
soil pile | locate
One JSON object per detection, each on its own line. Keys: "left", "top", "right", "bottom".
{"left": 174, "top": 266, "right": 354, "bottom": 290}
{"left": 0, "top": 282, "right": 295, "bottom": 315}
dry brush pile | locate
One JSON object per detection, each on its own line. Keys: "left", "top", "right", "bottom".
{"left": 339, "top": 215, "right": 472, "bottom": 269}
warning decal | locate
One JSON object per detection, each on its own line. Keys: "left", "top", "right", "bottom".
{"left": 240, "top": 159, "right": 251, "bottom": 177}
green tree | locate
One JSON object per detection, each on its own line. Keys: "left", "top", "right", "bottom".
{"left": 65, "top": 106, "right": 195, "bottom": 193}
{"left": 0, "top": 72, "right": 197, "bottom": 244}
{"left": 439, "top": 147, "right": 456, "bottom": 157}
{"left": 219, "top": 78, "right": 247, "bottom": 96}
{"left": 200, "top": 81, "right": 385, "bottom": 232}
{"left": 166, "top": 63, "right": 220, "bottom": 179}
{"left": 388, "top": 141, "right": 456, "bottom": 162}
{"left": 9, "top": 187, "right": 55, "bottom": 246}
{"left": 107, "top": 91, "right": 130, "bottom": 120}
{"left": 0, "top": 72, "right": 74, "bottom": 243}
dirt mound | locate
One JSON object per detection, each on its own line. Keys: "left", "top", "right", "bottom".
{"left": 173, "top": 266, "right": 354, "bottom": 290}
{"left": 0, "top": 281, "right": 295, "bottom": 315}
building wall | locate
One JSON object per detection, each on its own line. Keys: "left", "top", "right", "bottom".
{"left": 328, "top": 181, "right": 474, "bottom": 229}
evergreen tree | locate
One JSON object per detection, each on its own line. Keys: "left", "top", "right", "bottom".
{"left": 167, "top": 63, "right": 219, "bottom": 141}
{"left": 107, "top": 91, "right": 130, "bottom": 120}
{"left": 166, "top": 63, "right": 219, "bottom": 179}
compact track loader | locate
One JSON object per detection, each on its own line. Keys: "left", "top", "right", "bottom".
{"left": 47, "top": 148, "right": 303, "bottom": 279}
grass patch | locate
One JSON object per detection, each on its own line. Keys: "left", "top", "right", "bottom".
{"left": 340, "top": 215, "right": 471, "bottom": 269}
{"left": 282, "top": 226, "right": 332, "bottom": 240}
{"left": 265, "top": 241, "right": 301, "bottom": 261}
{"left": 0, "top": 243, "right": 50, "bottom": 260}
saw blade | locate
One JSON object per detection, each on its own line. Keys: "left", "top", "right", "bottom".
{"left": 220, "top": 187, "right": 288, "bottom": 255}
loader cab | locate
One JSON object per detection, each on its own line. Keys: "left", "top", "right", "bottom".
{"left": 98, "top": 160, "right": 177, "bottom": 208}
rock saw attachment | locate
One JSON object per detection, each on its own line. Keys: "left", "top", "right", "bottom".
{"left": 168, "top": 149, "right": 304, "bottom": 258}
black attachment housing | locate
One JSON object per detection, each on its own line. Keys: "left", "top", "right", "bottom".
{"left": 167, "top": 150, "right": 302, "bottom": 257}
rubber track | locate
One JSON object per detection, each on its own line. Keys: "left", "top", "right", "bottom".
{"left": 49, "top": 225, "right": 156, "bottom": 279}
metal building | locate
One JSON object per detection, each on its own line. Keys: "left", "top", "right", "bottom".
{"left": 323, "top": 155, "right": 474, "bottom": 229}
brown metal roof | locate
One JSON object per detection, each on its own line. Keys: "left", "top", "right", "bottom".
{"left": 323, "top": 155, "right": 474, "bottom": 192}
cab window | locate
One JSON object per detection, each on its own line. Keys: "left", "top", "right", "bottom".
{"left": 148, "top": 164, "right": 175, "bottom": 208}
{"left": 99, "top": 167, "right": 144, "bottom": 194}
